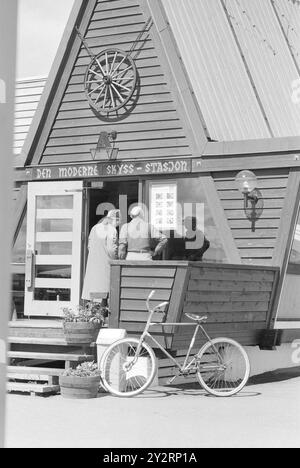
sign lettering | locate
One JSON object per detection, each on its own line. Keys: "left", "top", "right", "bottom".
{"left": 29, "top": 158, "right": 193, "bottom": 181}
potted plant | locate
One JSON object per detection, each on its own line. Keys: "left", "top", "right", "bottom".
{"left": 59, "top": 361, "right": 101, "bottom": 399}
{"left": 62, "top": 301, "right": 109, "bottom": 345}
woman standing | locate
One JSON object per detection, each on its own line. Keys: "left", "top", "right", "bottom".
{"left": 82, "top": 209, "right": 120, "bottom": 301}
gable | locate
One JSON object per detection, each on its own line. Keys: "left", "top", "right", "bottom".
{"left": 32, "top": 0, "right": 197, "bottom": 167}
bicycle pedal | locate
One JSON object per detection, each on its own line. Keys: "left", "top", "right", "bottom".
{"left": 167, "top": 375, "right": 177, "bottom": 385}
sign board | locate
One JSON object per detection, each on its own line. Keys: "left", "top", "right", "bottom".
{"left": 26, "top": 158, "right": 192, "bottom": 181}
{"left": 0, "top": 0, "right": 18, "bottom": 448}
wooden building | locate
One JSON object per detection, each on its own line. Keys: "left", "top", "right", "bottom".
{"left": 10, "top": 0, "right": 300, "bottom": 391}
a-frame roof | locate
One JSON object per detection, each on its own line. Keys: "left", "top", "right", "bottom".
{"left": 18, "top": 0, "right": 300, "bottom": 171}
{"left": 163, "top": 0, "right": 300, "bottom": 142}
{"left": 20, "top": 0, "right": 207, "bottom": 168}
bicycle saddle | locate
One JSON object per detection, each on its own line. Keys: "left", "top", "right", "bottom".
{"left": 185, "top": 313, "right": 208, "bottom": 322}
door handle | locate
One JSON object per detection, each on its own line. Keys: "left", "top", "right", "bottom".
{"left": 25, "top": 249, "right": 34, "bottom": 288}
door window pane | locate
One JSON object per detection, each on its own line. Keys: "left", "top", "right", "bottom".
{"left": 35, "top": 242, "right": 72, "bottom": 255}
{"left": 34, "top": 288, "right": 70, "bottom": 301}
{"left": 35, "top": 265, "right": 71, "bottom": 279}
{"left": 36, "top": 195, "right": 73, "bottom": 209}
{"left": 36, "top": 218, "right": 73, "bottom": 232}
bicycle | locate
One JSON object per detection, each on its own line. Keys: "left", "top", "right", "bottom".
{"left": 100, "top": 290, "right": 250, "bottom": 397}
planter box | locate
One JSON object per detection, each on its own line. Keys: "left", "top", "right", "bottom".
{"left": 63, "top": 322, "right": 101, "bottom": 344}
{"left": 59, "top": 375, "right": 101, "bottom": 399}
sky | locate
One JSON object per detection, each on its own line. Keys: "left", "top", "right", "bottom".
{"left": 17, "top": 0, "right": 75, "bottom": 79}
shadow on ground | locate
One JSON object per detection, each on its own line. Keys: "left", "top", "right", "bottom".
{"left": 248, "top": 366, "right": 300, "bottom": 385}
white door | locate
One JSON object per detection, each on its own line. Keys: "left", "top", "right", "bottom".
{"left": 24, "top": 181, "right": 83, "bottom": 317}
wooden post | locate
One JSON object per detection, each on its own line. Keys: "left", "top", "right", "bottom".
{"left": 0, "top": 0, "right": 17, "bottom": 448}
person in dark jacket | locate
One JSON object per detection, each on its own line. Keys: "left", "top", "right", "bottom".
{"left": 183, "top": 216, "right": 210, "bottom": 261}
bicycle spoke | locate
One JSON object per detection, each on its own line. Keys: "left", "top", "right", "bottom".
{"left": 197, "top": 339, "right": 250, "bottom": 396}
{"left": 102, "top": 339, "right": 156, "bottom": 397}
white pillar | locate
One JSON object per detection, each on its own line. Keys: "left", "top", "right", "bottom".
{"left": 0, "top": 0, "right": 18, "bottom": 449}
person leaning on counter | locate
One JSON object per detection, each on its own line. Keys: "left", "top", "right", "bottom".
{"left": 119, "top": 206, "right": 168, "bottom": 260}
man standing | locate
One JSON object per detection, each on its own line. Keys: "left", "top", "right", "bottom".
{"left": 119, "top": 206, "right": 167, "bottom": 260}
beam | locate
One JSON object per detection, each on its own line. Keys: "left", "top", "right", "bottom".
{"left": 196, "top": 153, "right": 300, "bottom": 173}
{"left": 204, "top": 136, "right": 300, "bottom": 157}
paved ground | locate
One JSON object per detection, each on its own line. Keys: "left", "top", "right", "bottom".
{"left": 5, "top": 370, "right": 300, "bottom": 448}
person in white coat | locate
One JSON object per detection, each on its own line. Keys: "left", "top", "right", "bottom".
{"left": 81, "top": 209, "right": 120, "bottom": 301}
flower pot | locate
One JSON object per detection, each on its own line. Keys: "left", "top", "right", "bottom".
{"left": 63, "top": 322, "right": 101, "bottom": 344}
{"left": 59, "top": 375, "right": 101, "bottom": 399}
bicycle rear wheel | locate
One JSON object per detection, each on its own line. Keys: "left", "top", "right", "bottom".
{"left": 196, "top": 337, "right": 250, "bottom": 397}
{"left": 100, "top": 338, "right": 157, "bottom": 397}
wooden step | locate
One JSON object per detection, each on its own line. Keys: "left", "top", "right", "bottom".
{"left": 8, "top": 351, "right": 94, "bottom": 361}
{"left": 9, "top": 320, "right": 64, "bottom": 339}
{"left": 7, "top": 366, "right": 65, "bottom": 377}
{"left": 7, "top": 381, "right": 60, "bottom": 395}
{"left": 9, "top": 320, "right": 63, "bottom": 329}
{"left": 8, "top": 336, "right": 97, "bottom": 347}
{"left": 8, "top": 337, "right": 68, "bottom": 346}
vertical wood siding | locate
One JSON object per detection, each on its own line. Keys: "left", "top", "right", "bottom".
{"left": 213, "top": 168, "right": 290, "bottom": 265}
{"left": 40, "top": 0, "right": 192, "bottom": 165}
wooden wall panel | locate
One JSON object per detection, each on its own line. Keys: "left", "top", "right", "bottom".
{"left": 213, "top": 169, "right": 290, "bottom": 265}
{"left": 171, "top": 263, "right": 278, "bottom": 351}
{"left": 40, "top": 0, "right": 193, "bottom": 165}
{"left": 110, "top": 261, "right": 279, "bottom": 353}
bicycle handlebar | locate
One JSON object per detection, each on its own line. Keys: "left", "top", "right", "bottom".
{"left": 146, "top": 290, "right": 169, "bottom": 314}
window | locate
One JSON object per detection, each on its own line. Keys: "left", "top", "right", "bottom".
{"left": 149, "top": 177, "right": 227, "bottom": 263}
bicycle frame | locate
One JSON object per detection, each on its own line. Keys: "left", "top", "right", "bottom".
{"left": 133, "top": 299, "right": 222, "bottom": 377}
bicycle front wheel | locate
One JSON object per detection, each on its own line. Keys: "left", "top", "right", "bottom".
{"left": 100, "top": 338, "right": 157, "bottom": 397}
{"left": 196, "top": 338, "right": 250, "bottom": 397}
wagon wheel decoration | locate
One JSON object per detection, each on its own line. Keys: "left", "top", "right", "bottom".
{"left": 84, "top": 48, "right": 137, "bottom": 114}
{"left": 75, "top": 26, "right": 146, "bottom": 115}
